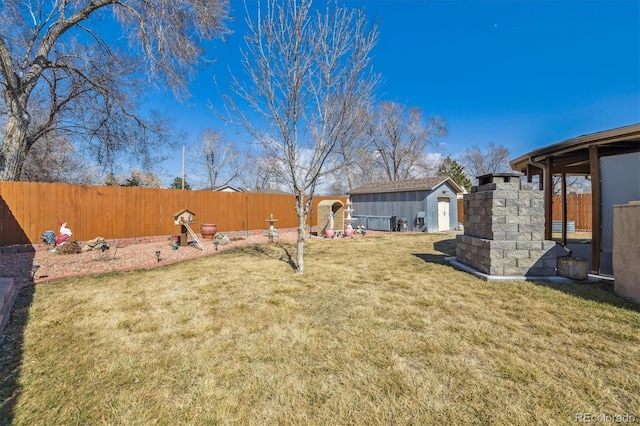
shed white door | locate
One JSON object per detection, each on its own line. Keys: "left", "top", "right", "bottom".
{"left": 438, "top": 198, "right": 450, "bottom": 231}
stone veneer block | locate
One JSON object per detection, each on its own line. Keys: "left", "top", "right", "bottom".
{"left": 520, "top": 183, "right": 534, "bottom": 191}
{"left": 456, "top": 173, "right": 558, "bottom": 277}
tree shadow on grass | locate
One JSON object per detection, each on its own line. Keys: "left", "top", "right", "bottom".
{"left": 226, "top": 243, "right": 297, "bottom": 271}
{"left": 0, "top": 280, "right": 35, "bottom": 424}
{"left": 1, "top": 194, "right": 37, "bottom": 424}
{"left": 530, "top": 280, "right": 640, "bottom": 313}
{"left": 277, "top": 245, "right": 297, "bottom": 271}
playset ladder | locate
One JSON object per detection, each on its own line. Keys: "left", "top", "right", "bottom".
{"left": 183, "top": 222, "right": 206, "bottom": 251}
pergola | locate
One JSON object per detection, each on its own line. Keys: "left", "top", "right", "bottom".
{"left": 509, "top": 123, "right": 640, "bottom": 274}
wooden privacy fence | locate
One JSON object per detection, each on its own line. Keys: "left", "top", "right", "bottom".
{"left": 551, "top": 193, "right": 592, "bottom": 232}
{"left": 0, "top": 181, "right": 346, "bottom": 246}
{"left": 458, "top": 193, "right": 592, "bottom": 231}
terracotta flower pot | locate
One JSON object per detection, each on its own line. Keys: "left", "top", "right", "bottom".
{"left": 200, "top": 223, "right": 217, "bottom": 240}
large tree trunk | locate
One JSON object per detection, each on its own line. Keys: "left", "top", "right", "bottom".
{"left": 0, "top": 114, "right": 30, "bottom": 181}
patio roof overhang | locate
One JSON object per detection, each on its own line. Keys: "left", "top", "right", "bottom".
{"left": 510, "top": 123, "right": 640, "bottom": 177}
{"left": 508, "top": 123, "right": 640, "bottom": 275}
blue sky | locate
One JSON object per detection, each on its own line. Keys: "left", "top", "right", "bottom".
{"left": 152, "top": 0, "right": 640, "bottom": 185}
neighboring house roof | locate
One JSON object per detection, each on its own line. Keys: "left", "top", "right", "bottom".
{"left": 199, "top": 184, "right": 245, "bottom": 192}
{"left": 253, "top": 187, "right": 290, "bottom": 195}
{"left": 349, "top": 176, "right": 464, "bottom": 195}
{"left": 213, "top": 184, "right": 245, "bottom": 192}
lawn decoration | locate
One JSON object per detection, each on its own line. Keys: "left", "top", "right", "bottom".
{"left": 344, "top": 197, "right": 355, "bottom": 237}
{"left": 317, "top": 200, "right": 344, "bottom": 238}
{"left": 325, "top": 212, "right": 335, "bottom": 238}
{"left": 173, "top": 209, "right": 206, "bottom": 251}
{"left": 41, "top": 230, "right": 56, "bottom": 245}
{"left": 213, "top": 232, "right": 231, "bottom": 250}
{"left": 55, "top": 222, "right": 72, "bottom": 246}
{"left": 81, "top": 237, "right": 109, "bottom": 252}
{"left": 93, "top": 240, "right": 119, "bottom": 261}
{"left": 266, "top": 213, "right": 279, "bottom": 242}
{"left": 47, "top": 221, "right": 73, "bottom": 252}
{"left": 200, "top": 223, "right": 218, "bottom": 240}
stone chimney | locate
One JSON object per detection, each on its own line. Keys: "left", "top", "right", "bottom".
{"left": 456, "top": 173, "right": 558, "bottom": 276}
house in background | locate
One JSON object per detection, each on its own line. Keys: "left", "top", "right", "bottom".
{"left": 204, "top": 182, "right": 290, "bottom": 194}
{"left": 200, "top": 184, "right": 245, "bottom": 193}
{"left": 214, "top": 184, "right": 245, "bottom": 193}
{"left": 349, "top": 176, "right": 464, "bottom": 232}
{"left": 253, "top": 182, "right": 289, "bottom": 195}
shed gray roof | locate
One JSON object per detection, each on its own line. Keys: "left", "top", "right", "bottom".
{"left": 349, "top": 176, "right": 464, "bottom": 195}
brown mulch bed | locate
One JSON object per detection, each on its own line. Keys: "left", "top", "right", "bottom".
{"left": 1, "top": 230, "right": 374, "bottom": 289}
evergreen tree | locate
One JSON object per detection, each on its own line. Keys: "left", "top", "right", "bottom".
{"left": 170, "top": 177, "right": 191, "bottom": 190}
{"left": 437, "top": 156, "right": 472, "bottom": 191}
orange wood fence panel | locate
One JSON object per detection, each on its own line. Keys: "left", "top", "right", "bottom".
{"left": 0, "top": 181, "right": 346, "bottom": 245}
{"left": 551, "top": 193, "right": 592, "bottom": 231}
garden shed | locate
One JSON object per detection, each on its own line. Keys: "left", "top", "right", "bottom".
{"left": 349, "top": 177, "right": 464, "bottom": 233}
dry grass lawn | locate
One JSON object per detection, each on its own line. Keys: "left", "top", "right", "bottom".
{"left": 1, "top": 233, "right": 639, "bottom": 425}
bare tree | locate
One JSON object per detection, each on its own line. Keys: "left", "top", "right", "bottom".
{"left": 367, "top": 102, "right": 447, "bottom": 181}
{"left": 198, "top": 129, "right": 242, "bottom": 189}
{"left": 0, "top": 1, "right": 230, "bottom": 181}
{"left": 460, "top": 142, "right": 511, "bottom": 181}
{"left": 19, "top": 133, "right": 97, "bottom": 184}
{"left": 329, "top": 103, "right": 371, "bottom": 192}
{"left": 120, "top": 169, "right": 163, "bottom": 188}
{"left": 327, "top": 145, "right": 386, "bottom": 193}
{"left": 236, "top": 151, "right": 283, "bottom": 192}
{"left": 551, "top": 175, "right": 591, "bottom": 195}
{"left": 225, "top": 0, "right": 379, "bottom": 273}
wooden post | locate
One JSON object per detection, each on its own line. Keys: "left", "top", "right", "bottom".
{"left": 180, "top": 224, "right": 188, "bottom": 247}
{"left": 561, "top": 173, "right": 567, "bottom": 245}
{"left": 544, "top": 157, "right": 554, "bottom": 241}
{"left": 589, "top": 145, "right": 601, "bottom": 273}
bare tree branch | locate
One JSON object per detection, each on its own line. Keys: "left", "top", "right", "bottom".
{"left": 460, "top": 142, "right": 511, "bottom": 182}
{"left": 367, "top": 102, "right": 446, "bottom": 181}
{"left": 0, "top": 0, "right": 231, "bottom": 181}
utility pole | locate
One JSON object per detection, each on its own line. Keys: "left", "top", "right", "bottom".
{"left": 181, "top": 145, "right": 185, "bottom": 190}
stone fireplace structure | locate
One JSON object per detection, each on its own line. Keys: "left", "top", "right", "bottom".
{"left": 455, "top": 173, "right": 558, "bottom": 277}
